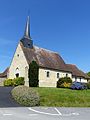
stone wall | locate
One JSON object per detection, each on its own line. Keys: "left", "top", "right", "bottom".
{"left": 39, "top": 68, "right": 72, "bottom": 87}
{"left": 0, "top": 77, "right": 6, "bottom": 86}
{"left": 8, "top": 42, "right": 29, "bottom": 86}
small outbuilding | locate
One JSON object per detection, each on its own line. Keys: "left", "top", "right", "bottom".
{"left": 0, "top": 68, "right": 9, "bottom": 86}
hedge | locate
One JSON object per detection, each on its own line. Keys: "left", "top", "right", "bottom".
{"left": 11, "top": 86, "right": 40, "bottom": 106}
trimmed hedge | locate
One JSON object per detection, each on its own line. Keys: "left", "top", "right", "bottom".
{"left": 4, "top": 77, "right": 25, "bottom": 86}
{"left": 11, "top": 86, "right": 40, "bottom": 106}
{"left": 57, "top": 77, "right": 72, "bottom": 88}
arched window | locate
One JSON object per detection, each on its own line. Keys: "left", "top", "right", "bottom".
{"left": 57, "top": 73, "right": 59, "bottom": 78}
{"left": 66, "top": 74, "right": 68, "bottom": 77}
{"left": 15, "top": 67, "right": 19, "bottom": 78}
{"left": 46, "top": 71, "right": 50, "bottom": 77}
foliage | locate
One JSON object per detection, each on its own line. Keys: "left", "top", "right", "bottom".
{"left": 4, "top": 77, "right": 25, "bottom": 86}
{"left": 4, "top": 79, "right": 13, "bottom": 86}
{"left": 13, "top": 77, "right": 25, "bottom": 86}
{"left": 87, "top": 72, "right": 90, "bottom": 77}
{"left": 35, "top": 87, "right": 90, "bottom": 107}
{"left": 60, "top": 82, "right": 71, "bottom": 88}
{"left": 28, "top": 61, "right": 39, "bottom": 87}
{"left": 57, "top": 77, "right": 72, "bottom": 88}
{"left": 87, "top": 82, "right": 90, "bottom": 89}
{"left": 11, "top": 86, "right": 40, "bottom": 106}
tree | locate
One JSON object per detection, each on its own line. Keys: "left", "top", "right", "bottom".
{"left": 28, "top": 61, "right": 39, "bottom": 87}
{"left": 87, "top": 72, "right": 90, "bottom": 77}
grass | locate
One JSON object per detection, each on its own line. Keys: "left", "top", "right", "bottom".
{"left": 34, "top": 87, "right": 90, "bottom": 107}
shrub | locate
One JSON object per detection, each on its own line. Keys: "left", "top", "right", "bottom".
{"left": 4, "top": 77, "right": 25, "bottom": 87}
{"left": 13, "top": 77, "right": 25, "bottom": 86}
{"left": 28, "top": 61, "right": 39, "bottom": 87}
{"left": 87, "top": 82, "right": 90, "bottom": 89}
{"left": 4, "top": 79, "right": 14, "bottom": 86}
{"left": 57, "top": 77, "right": 72, "bottom": 88}
{"left": 60, "top": 82, "right": 71, "bottom": 88}
{"left": 11, "top": 85, "right": 40, "bottom": 106}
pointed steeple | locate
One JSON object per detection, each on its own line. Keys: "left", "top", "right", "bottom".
{"left": 20, "top": 16, "right": 33, "bottom": 49}
{"left": 24, "top": 16, "right": 30, "bottom": 39}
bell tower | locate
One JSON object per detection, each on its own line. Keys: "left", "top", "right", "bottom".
{"left": 20, "top": 16, "right": 33, "bottom": 49}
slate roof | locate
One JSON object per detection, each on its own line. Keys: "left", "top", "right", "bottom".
{"left": 66, "top": 64, "right": 90, "bottom": 79}
{"left": 20, "top": 42, "right": 71, "bottom": 72}
{"left": 0, "top": 68, "right": 9, "bottom": 78}
{"left": 20, "top": 41, "right": 90, "bottom": 79}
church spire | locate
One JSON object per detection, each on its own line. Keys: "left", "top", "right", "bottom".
{"left": 20, "top": 16, "right": 33, "bottom": 49}
{"left": 24, "top": 16, "right": 30, "bottom": 39}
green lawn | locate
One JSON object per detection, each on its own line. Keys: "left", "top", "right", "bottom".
{"left": 34, "top": 88, "right": 90, "bottom": 107}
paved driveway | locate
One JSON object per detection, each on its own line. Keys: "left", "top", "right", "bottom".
{"left": 0, "top": 87, "right": 21, "bottom": 107}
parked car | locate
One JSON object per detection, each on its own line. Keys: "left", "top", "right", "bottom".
{"left": 70, "top": 82, "right": 87, "bottom": 90}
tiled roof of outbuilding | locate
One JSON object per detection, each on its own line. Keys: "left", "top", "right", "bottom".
{"left": 0, "top": 68, "right": 9, "bottom": 78}
{"left": 66, "top": 64, "right": 90, "bottom": 79}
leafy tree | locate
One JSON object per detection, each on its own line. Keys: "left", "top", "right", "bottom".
{"left": 28, "top": 61, "right": 39, "bottom": 87}
{"left": 87, "top": 72, "right": 90, "bottom": 77}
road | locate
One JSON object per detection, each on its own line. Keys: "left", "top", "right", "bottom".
{"left": 0, "top": 107, "right": 90, "bottom": 120}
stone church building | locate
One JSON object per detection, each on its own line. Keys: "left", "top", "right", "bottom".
{"left": 0, "top": 16, "right": 89, "bottom": 87}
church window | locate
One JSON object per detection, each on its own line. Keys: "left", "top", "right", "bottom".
{"left": 47, "top": 71, "right": 50, "bottom": 77}
{"left": 57, "top": 73, "right": 59, "bottom": 78}
{"left": 16, "top": 67, "right": 19, "bottom": 70}
{"left": 17, "top": 54, "right": 19, "bottom": 57}
{"left": 66, "top": 74, "right": 68, "bottom": 77}
{"left": 15, "top": 68, "right": 19, "bottom": 78}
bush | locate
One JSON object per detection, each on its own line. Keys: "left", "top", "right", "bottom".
{"left": 11, "top": 86, "right": 40, "bottom": 106}
{"left": 4, "top": 77, "right": 25, "bottom": 87}
{"left": 60, "top": 82, "right": 71, "bottom": 88}
{"left": 13, "top": 77, "right": 25, "bottom": 86}
{"left": 87, "top": 82, "right": 90, "bottom": 89}
{"left": 4, "top": 79, "right": 14, "bottom": 86}
{"left": 57, "top": 77, "right": 72, "bottom": 88}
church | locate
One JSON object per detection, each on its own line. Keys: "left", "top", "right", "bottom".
{"left": 1, "top": 16, "right": 89, "bottom": 87}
